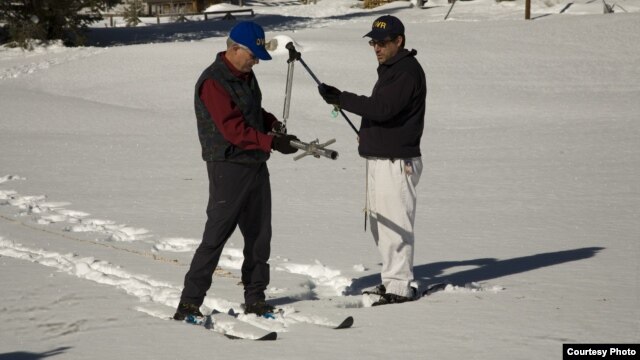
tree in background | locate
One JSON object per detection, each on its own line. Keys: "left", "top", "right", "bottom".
{"left": 0, "top": 0, "right": 121, "bottom": 49}
{"left": 123, "top": 0, "right": 143, "bottom": 27}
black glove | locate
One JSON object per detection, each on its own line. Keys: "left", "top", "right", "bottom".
{"left": 271, "top": 134, "right": 299, "bottom": 154}
{"left": 318, "top": 83, "right": 342, "bottom": 106}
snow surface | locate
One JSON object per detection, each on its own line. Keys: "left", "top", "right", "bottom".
{"left": 1, "top": 0, "right": 639, "bottom": 358}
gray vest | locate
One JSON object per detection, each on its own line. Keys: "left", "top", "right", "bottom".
{"left": 194, "top": 54, "right": 270, "bottom": 163}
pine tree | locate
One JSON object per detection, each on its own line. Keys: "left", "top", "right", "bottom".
{"left": 0, "top": 0, "right": 122, "bottom": 49}
{"left": 123, "top": 0, "right": 143, "bottom": 27}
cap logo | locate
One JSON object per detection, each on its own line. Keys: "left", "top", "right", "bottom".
{"left": 373, "top": 21, "right": 387, "bottom": 29}
{"left": 255, "top": 38, "right": 265, "bottom": 46}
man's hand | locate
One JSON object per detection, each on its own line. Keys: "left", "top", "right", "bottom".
{"left": 318, "top": 83, "right": 342, "bottom": 106}
{"left": 271, "top": 134, "right": 299, "bottom": 154}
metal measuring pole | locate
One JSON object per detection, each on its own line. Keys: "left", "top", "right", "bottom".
{"left": 271, "top": 40, "right": 339, "bottom": 161}
{"left": 282, "top": 52, "right": 295, "bottom": 128}
{"left": 285, "top": 42, "right": 359, "bottom": 136}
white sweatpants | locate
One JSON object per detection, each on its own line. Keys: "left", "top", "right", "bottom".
{"left": 367, "top": 157, "right": 423, "bottom": 297}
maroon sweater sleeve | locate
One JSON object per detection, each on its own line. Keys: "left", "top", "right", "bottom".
{"left": 199, "top": 78, "right": 274, "bottom": 153}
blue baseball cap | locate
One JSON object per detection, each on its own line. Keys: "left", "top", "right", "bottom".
{"left": 229, "top": 21, "right": 272, "bottom": 61}
{"left": 364, "top": 15, "right": 405, "bottom": 41}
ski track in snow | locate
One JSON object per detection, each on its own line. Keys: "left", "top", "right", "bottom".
{"left": 0, "top": 175, "right": 362, "bottom": 332}
{"left": 0, "top": 237, "right": 181, "bottom": 305}
{"left": 0, "top": 237, "right": 352, "bottom": 335}
{"left": 0, "top": 186, "right": 150, "bottom": 243}
{"left": 0, "top": 174, "right": 355, "bottom": 295}
{"left": 275, "top": 260, "right": 353, "bottom": 297}
{"left": 0, "top": 43, "right": 105, "bottom": 81}
{"left": 0, "top": 175, "right": 505, "bottom": 335}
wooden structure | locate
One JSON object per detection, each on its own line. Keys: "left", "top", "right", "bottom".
{"left": 363, "top": 0, "right": 394, "bottom": 8}
{"left": 143, "top": 0, "right": 221, "bottom": 16}
{"left": 203, "top": 8, "right": 254, "bottom": 20}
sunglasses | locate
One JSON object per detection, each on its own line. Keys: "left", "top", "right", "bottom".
{"left": 368, "top": 37, "right": 397, "bottom": 47}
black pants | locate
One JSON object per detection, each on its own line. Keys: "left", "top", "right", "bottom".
{"left": 180, "top": 161, "right": 272, "bottom": 306}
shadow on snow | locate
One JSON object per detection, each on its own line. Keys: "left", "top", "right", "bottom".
{"left": 0, "top": 347, "right": 71, "bottom": 360}
{"left": 348, "top": 247, "right": 605, "bottom": 295}
{"left": 85, "top": 7, "right": 405, "bottom": 47}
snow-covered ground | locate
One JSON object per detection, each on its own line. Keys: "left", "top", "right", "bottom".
{"left": 1, "top": 0, "right": 638, "bottom": 358}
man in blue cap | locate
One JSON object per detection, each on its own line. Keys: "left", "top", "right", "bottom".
{"left": 318, "top": 15, "right": 427, "bottom": 306}
{"left": 174, "top": 21, "right": 299, "bottom": 321}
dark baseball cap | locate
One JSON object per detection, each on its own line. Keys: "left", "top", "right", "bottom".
{"left": 363, "top": 15, "right": 405, "bottom": 41}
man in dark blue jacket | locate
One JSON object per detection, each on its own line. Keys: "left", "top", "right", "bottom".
{"left": 318, "top": 15, "right": 427, "bottom": 306}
